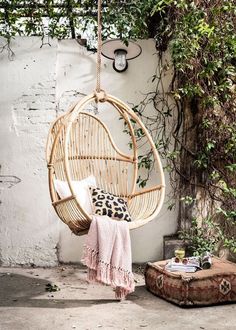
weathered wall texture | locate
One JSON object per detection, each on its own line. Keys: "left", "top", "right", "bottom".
{"left": 0, "top": 37, "right": 178, "bottom": 266}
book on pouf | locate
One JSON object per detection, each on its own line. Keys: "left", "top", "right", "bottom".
{"left": 165, "top": 256, "right": 201, "bottom": 273}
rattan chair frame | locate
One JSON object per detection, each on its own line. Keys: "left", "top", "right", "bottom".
{"left": 46, "top": 93, "right": 165, "bottom": 235}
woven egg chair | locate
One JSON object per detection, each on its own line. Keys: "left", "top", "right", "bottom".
{"left": 46, "top": 0, "right": 165, "bottom": 235}
{"left": 46, "top": 91, "right": 165, "bottom": 235}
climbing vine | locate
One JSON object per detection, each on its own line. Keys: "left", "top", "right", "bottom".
{"left": 141, "top": 0, "right": 236, "bottom": 255}
{"left": 0, "top": 0, "right": 152, "bottom": 57}
{"left": 0, "top": 0, "right": 235, "bottom": 255}
{"left": 133, "top": 0, "right": 236, "bottom": 255}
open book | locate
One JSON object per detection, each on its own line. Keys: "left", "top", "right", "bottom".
{"left": 165, "top": 257, "right": 201, "bottom": 273}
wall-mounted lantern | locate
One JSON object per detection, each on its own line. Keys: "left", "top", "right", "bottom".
{"left": 101, "top": 39, "right": 142, "bottom": 73}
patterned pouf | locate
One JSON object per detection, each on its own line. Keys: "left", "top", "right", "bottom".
{"left": 145, "top": 257, "right": 236, "bottom": 306}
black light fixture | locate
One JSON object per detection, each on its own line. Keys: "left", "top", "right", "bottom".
{"left": 101, "top": 39, "right": 142, "bottom": 73}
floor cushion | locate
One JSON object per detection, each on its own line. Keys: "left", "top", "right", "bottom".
{"left": 145, "top": 257, "right": 236, "bottom": 306}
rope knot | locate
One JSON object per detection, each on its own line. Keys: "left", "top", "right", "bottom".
{"left": 94, "top": 89, "right": 107, "bottom": 103}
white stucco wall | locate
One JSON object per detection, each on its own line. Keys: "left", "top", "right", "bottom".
{"left": 0, "top": 37, "right": 178, "bottom": 266}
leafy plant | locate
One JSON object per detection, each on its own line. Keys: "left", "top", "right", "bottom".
{"left": 179, "top": 218, "right": 223, "bottom": 256}
{"left": 178, "top": 217, "right": 234, "bottom": 256}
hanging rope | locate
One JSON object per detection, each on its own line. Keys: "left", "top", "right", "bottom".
{"left": 96, "top": 0, "right": 102, "bottom": 93}
{"left": 94, "top": 0, "right": 106, "bottom": 102}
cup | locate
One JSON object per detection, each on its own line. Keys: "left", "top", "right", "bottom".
{"left": 174, "top": 248, "right": 185, "bottom": 260}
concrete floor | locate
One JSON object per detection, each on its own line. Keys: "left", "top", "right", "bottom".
{"left": 0, "top": 265, "right": 235, "bottom": 330}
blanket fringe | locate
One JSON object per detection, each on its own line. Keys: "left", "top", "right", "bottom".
{"left": 82, "top": 244, "right": 134, "bottom": 300}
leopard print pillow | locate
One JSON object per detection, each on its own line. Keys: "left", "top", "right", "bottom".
{"left": 89, "top": 187, "right": 132, "bottom": 222}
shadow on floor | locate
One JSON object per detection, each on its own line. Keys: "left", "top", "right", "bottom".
{"left": 128, "top": 284, "right": 175, "bottom": 310}
{"left": 0, "top": 273, "right": 118, "bottom": 308}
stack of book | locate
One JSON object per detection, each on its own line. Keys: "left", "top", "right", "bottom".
{"left": 165, "top": 257, "right": 201, "bottom": 273}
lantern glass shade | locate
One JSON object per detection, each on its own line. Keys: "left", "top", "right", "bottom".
{"left": 113, "top": 49, "right": 128, "bottom": 72}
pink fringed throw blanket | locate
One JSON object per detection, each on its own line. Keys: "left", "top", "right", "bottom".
{"left": 81, "top": 215, "right": 135, "bottom": 300}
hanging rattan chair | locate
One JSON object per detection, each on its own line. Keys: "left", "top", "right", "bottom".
{"left": 46, "top": 0, "right": 165, "bottom": 235}
{"left": 46, "top": 91, "right": 165, "bottom": 235}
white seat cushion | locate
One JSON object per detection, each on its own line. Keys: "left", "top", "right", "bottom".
{"left": 54, "top": 175, "right": 96, "bottom": 215}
